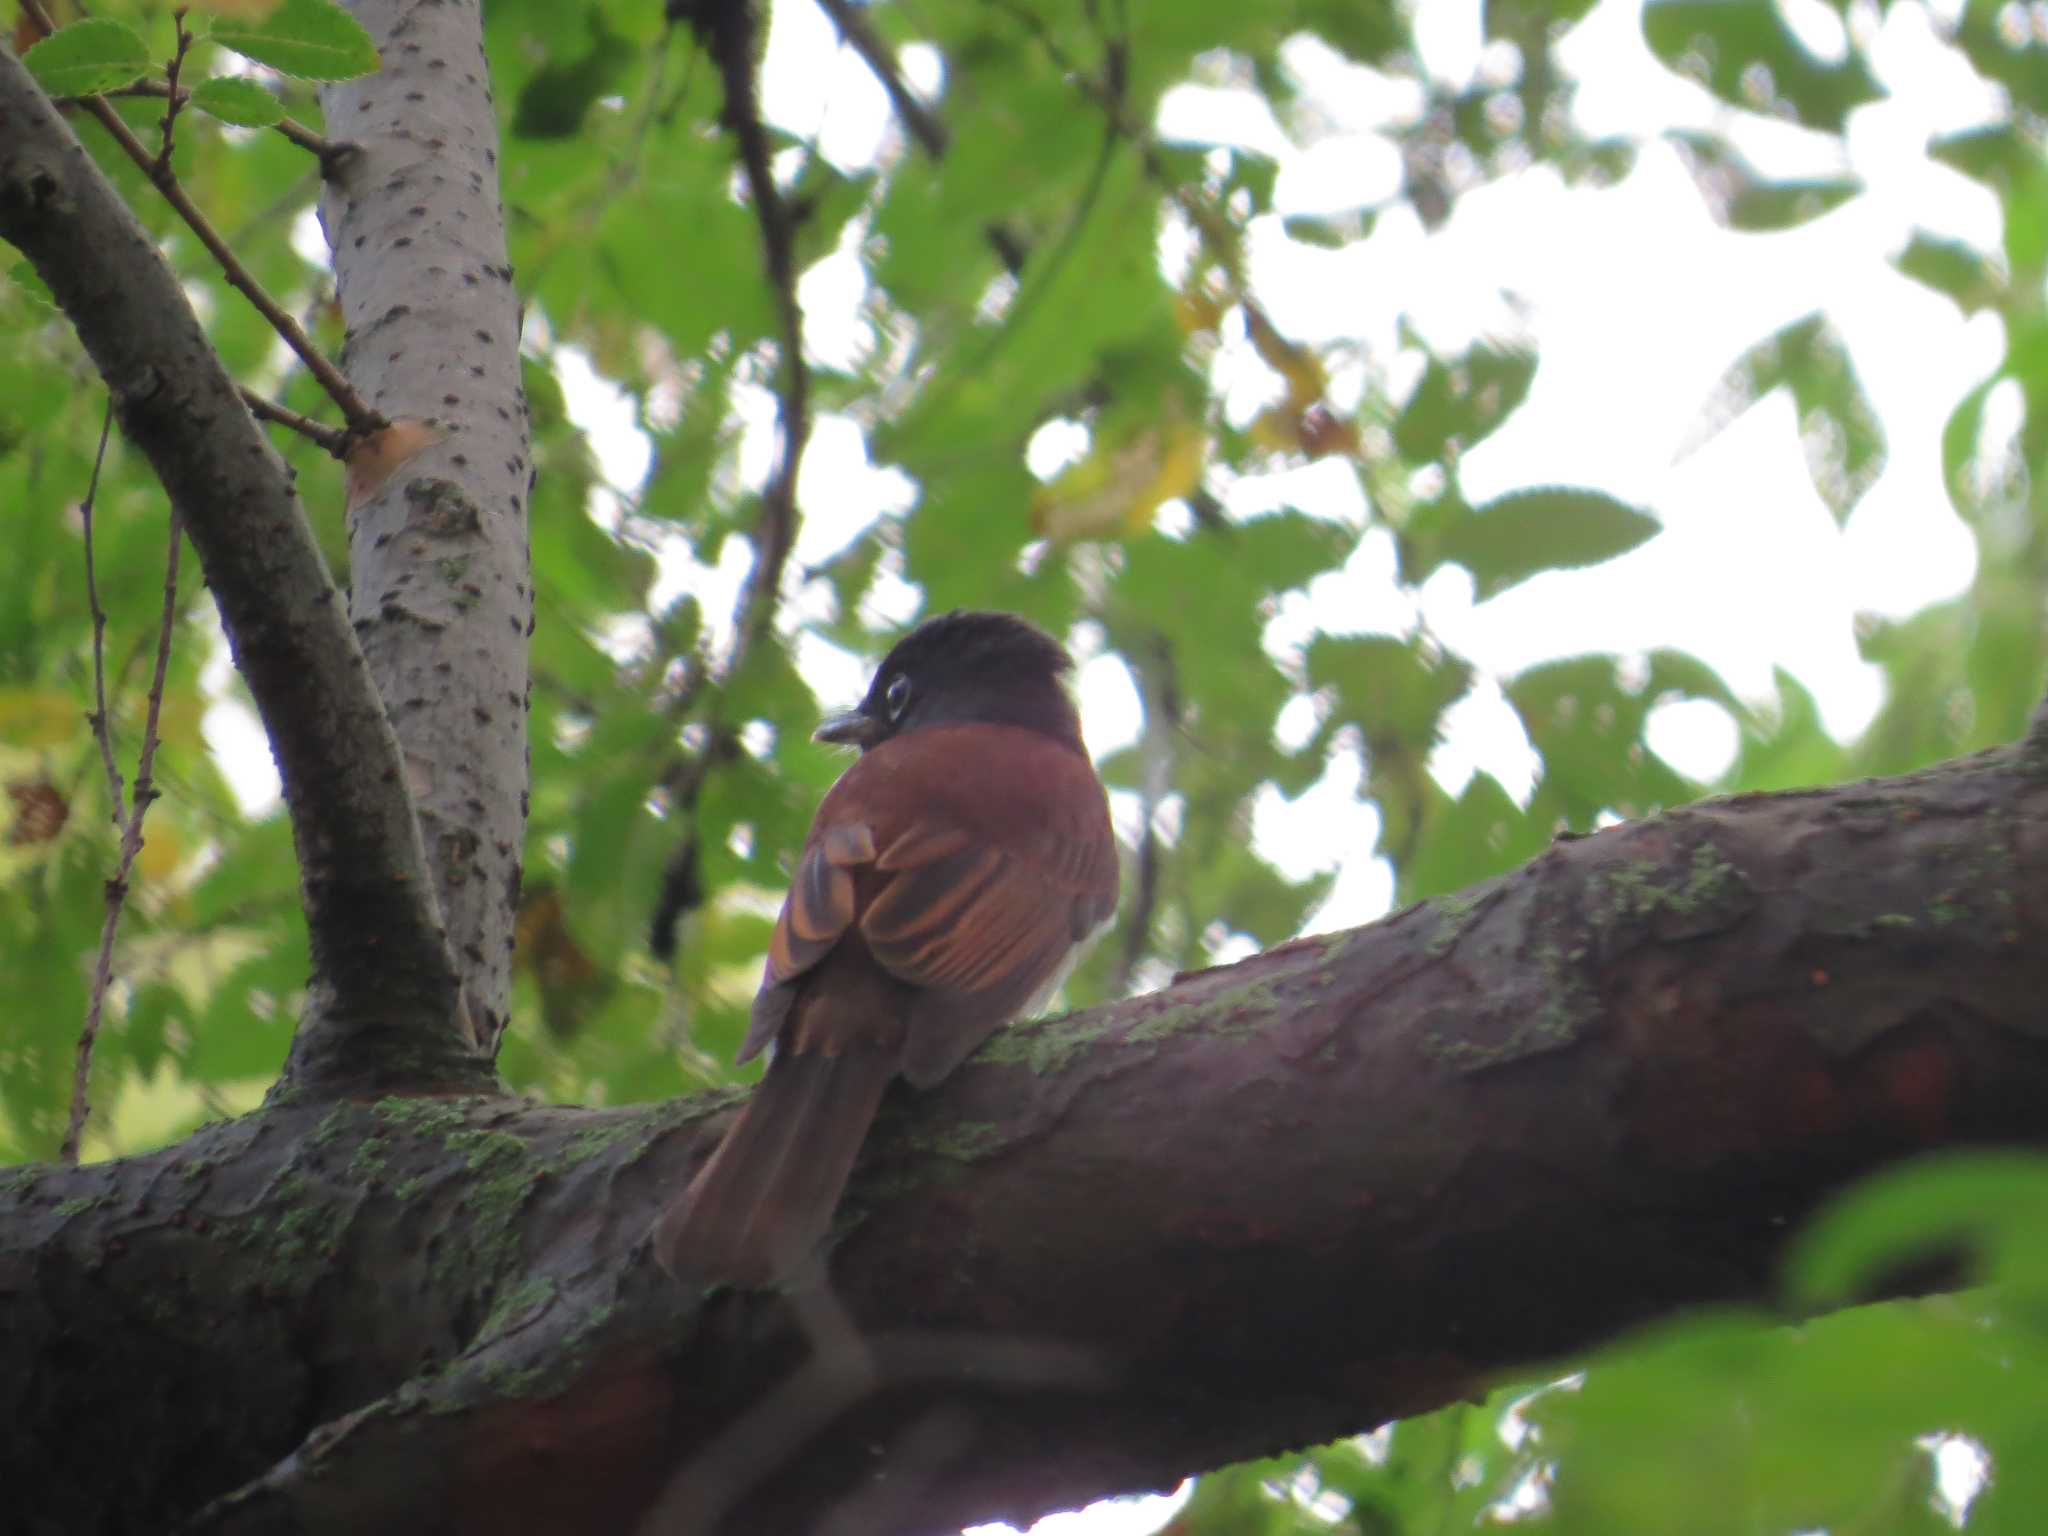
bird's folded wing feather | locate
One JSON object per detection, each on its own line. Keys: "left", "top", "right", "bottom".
{"left": 739, "top": 726, "right": 1116, "bottom": 1074}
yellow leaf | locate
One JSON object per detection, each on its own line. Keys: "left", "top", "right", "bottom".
{"left": 1127, "top": 417, "right": 1207, "bottom": 533}
{"left": 1032, "top": 406, "right": 1211, "bottom": 541}
{"left": 1175, "top": 287, "right": 1226, "bottom": 338}
{"left": 0, "top": 687, "right": 84, "bottom": 749}
{"left": 188, "top": 0, "right": 284, "bottom": 19}
{"left": 1245, "top": 302, "right": 1328, "bottom": 411}
{"left": 136, "top": 823, "right": 184, "bottom": 884}
{"left": 1033, "top": 429, "right": 1160, "bottom": 541}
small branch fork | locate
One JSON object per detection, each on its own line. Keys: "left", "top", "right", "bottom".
{"left": 64, "top": 423, "right": 185, "bottom": 1165}
{"left": 20, "top": 0, "right": 382, "bottom": 454}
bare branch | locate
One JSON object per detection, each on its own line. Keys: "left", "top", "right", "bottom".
{"left": 154, "top": 10, "right": 195, "bottom": 177}
{"left": 238, "top": 386, "right": 351, "bottom": 458}
{"left": 78, "top": 401, "right": 125, "bottom": 825}
{"left": 62, "top": 514, "right": 183, "bottom": 1165}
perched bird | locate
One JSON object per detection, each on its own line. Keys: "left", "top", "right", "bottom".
{"left": 653, "top": 611, "right": 1119, "bottom": 1284}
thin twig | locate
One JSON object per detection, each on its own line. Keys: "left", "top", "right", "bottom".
{"left": 92, "top": 78, "right": 338, "bottom": 161}
{"left": 812, "top": 0, "right": 947, "bottom": 159}
{"left": 79, "top": 400, "right": 126, "bottom": 824}
{"left": 64, "top": 514, "right": 183, "bottom": 1165}
{"left": 154, "top": 10, "right": 194, "bottom": 176}
{"left": 20, "top": 0, "right": 384, "bottom": 438}
{"left": 239, "top": 386, "right": 352, "bottom": 458}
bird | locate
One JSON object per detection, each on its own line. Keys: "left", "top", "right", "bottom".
{"left": 653, "top": 610, "right": 1119, "bottom": 1285}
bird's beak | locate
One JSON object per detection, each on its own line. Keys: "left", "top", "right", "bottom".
{"left": 814, "top": 709, "right": 884, "bottom": 748}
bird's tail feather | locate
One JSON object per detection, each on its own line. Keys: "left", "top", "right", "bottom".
{"left": 653, "top": 1048, "right": 894, "bottom": 1286}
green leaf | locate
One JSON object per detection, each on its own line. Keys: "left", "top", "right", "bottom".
{"left": 1894, "top": 230, "right": 2004, "bottom": 314}
{"left": 511, "top": 20, "right": 634, "bottom": 140}
{"left": 22, "top": 18, "right": 150, "bottom": 98}
{"left": 209, "top": 0, "right": 379, "bottom": 82}
{"left": 1787, "top": 1153, "right": 2048, "bottom": 1307}
{"left": 1670, "top": 131, "right": 1859, "bottom": 231}
{"left": 1307, "top": 633, "right": 1473, "bottom": 752}
{"left": 189, "top": 76, "right": 287, "bottom": 129}
{"left": 1400, "top": 773, "right": 1548, "bottom": 903}
{"left": 1688, "top": 312, "right": 1885, "bottom": 522}
{"left": 1392, "top": 339, "right": 1536, "bottom": 465}
{"left": 1642, "top": 0, "right": 1883, "bottom": 130}
{"left": 1439, "top": 487, "right": 1659, "bottom": 599}
{"left": 1510, "top": 654, "right": 1696, "bottom": 825}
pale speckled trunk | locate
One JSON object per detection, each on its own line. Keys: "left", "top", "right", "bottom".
{"left": 317, "top": 0, "right": 533, "bottom": 1054}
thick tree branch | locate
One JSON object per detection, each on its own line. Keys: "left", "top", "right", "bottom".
{"left": 0, "top": 50, "right": 478, "bottom": 1095}
{"left": 6, "top": 742, "right": 2047, "bottom": 1533}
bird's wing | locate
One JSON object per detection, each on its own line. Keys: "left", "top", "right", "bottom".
{"left": 739, "top": 726, "right": 1117, "bottom": 1079}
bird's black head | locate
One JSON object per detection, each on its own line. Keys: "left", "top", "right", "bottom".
{"left": 815, "top": 610, "right": 1084, "bottom": 753}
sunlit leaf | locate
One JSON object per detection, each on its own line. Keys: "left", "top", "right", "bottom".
{"left": 190, "top": 76, "right": 287, "bottom": 129}
{"left": 208, "top": 0, "right": 378, "bottom": 81}
{"left": 22, "top": 18, "right": 149, "bottom": 98}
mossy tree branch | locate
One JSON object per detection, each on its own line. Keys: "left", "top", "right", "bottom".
{"left": 5, "top": 741, "right": 2046, "bottom": 1533}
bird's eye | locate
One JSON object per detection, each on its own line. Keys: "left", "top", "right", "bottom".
{"left": 884, "top": 675, "right": 913, "bottom": 720}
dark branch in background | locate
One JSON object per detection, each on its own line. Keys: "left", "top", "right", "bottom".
{"left": 646, "top": 0, "right": 818, "bottom": 965}
{"left": 649, "top": 723, "right": 741, "bottom": 960}
{"left": 0, "top": 49, "right": 480, "bottom": 1095}
{"left": 812, "top": 0, "right": 948, "bottom": 160}
{"left": 20, "top": 0, "right": 383, "bottom": 448}
{"left": 63, "top": 513, "right": 182, "bottom": 1164}
{"left": 690, "top": 0, "right": 811, "bottom": 664}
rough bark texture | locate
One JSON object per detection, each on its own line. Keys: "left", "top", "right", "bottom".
{"left": 0, "top": 48, "right": 477, "bottom": 1092}
{"left": 316, "top": 0, "right": 533, "bottom": 1061}
{"left": 5, "top": 742, "right": 2046, "bottom": 1534}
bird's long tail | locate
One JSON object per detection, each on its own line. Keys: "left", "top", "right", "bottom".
{"left": 652, "top": 1047, "right": 895, "bottom": 1286}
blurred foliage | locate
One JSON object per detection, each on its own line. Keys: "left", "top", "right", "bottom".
{"left": 5, "top": 0, "right": 2048, "bottom": 1529}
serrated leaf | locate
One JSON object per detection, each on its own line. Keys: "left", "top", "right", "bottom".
{"left": 1684, "top": 312, "right": 1885, "bottom": 522}
{"left": 190, "top": 75, "right": 287, "bottom": 128}
{"left": 1442, "top": 487, "right": 1659, "bottom": 599}
{"left": 1392, "top": 340, "right": 1536, "bottom": 464}
{"left": 209, "top": 0, "right": 378, "bottom": 82}
{"left": 22, "top": 18, "right": 150, "bottom": 98}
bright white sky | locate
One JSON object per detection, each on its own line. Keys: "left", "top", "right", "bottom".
{"left": 213, "top": 3, "right": 2001, "bottom": 1526}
